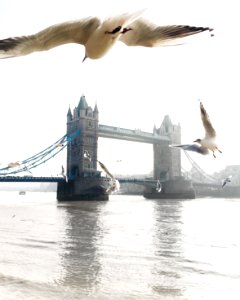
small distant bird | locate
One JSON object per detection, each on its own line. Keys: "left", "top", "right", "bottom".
{"left": 0, "top": 11, "right": 213, "bottom": 61}
{"left": 156, "top": 180, "right": 162, "bottom": 192}
{"left": 84, "top": 150, "right": 91, "bottom": 161}
{"left": 8, "top": 161, "right": 20, "bottom": 168}
{"left": 55, "top": 143, "right": 64, "bottom": 148}
{"left": 170, "top": 102, "right": 222, "bottom": 158}
{"left": 61, "top": 165, "right": 66, "bottom": 178}
{"left": 222, "top": 175, "right": 232, "bottom": 188}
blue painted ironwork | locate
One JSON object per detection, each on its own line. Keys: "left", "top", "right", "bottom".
{"left": 0, "top": 176, "right": 65, "bottom": 182}
{"left": 0, "top": 129, "right": 80, "bottom": 176}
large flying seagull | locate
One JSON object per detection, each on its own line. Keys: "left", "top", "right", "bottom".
{"left": 0, "top": 11, "right": 213, "bottom": 61}
{"left": 170, "top": 102, "right": 222, "bottom": 158}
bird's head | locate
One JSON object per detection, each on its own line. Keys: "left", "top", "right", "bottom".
{"left": 193, "top": 138, "right": 201, "bottom": 144}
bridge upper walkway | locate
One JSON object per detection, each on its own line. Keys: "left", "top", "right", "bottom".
{"left": 98, "top": 124, "right": 169, "bottom": 143}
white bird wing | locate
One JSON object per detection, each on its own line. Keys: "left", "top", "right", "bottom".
{"left": 0, "top": 17, "right": 100, "bottom": 59}
{"left": 98, "top": 160, "right": 115, "bottom": 179}
{"left": 222, "top": 176, "right": 231, "bottom": 188}
{"left": 200, "top": 102, "right": 216, "bottom": 139}
{"left": 170, "top": 144, "right": 209, "bottom": 155}
{"left": 119, "top": 18, "right": 212, "bottom": 47}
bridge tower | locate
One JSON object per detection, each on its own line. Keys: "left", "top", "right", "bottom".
{"left": 66, "top": 95, "right": 99, "bottom": 178}
{"left": 153, "top": 115, "right": 181, "bottom": 181}
{"left": 57, "top": 95, "right": 110, "bottom": 201}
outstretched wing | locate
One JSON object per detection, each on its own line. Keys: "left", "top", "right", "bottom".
{"left": 98, "top": 160, "right": 115, "bottom": 179}
{"left": 200, "top": 102, "right": 216, "bottom": 139}
{"left": 222, "top": 176, "right": 231, "bottom": 188}
{"left": 120, "top": 18, "right": 213, "bottom": 47}
{"left": 170, "top": 144, "right": 209, "bottom": 155}
{"left": 0, "top": 17, "right": 100, "bottom": 59}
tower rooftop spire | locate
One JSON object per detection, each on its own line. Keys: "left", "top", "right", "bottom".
{"left": 78, "top": 94, "right": 88, "bottom": 110}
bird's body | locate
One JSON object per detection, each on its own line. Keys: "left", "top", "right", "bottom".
{"left": 55, "top": 143, "right": 64, "bottom": 148}
{"left": 60, "top": 165, "right": 67, "bottom": 180}
{"left": 8, "top": 161, "right": 20, "bottom": 168}
{"left": 156, "top": 180, "right": 162, "bottom": 192}
{"left": 84, "top": 150, "right": 91, "bottom": 161}
{"left": 107, "top": 179, "right": 120, "bottom": 193}
{"left": 194, "top": 102, "right": 222, "bottom": 157}
{"left": 0, "top": 11, "right": 213, "bottom": 61}
{"left": 170, "top": 102, "right": 222, "bottom": 157}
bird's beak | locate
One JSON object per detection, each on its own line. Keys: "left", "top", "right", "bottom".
{"left": 82, "top": 55, "right": 87, "bottom": 63}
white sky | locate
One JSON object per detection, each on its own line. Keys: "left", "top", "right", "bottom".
{"left": 0, "top": 0, "right": 239, "bottom": 176}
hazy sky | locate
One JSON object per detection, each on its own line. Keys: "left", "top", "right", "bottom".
{"left": 0, "top": 0, "right": 239, "bottom": 176}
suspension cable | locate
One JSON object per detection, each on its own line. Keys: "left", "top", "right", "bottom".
{"left": 183, "top": 151, "right": 218, "bottom": 183}
{"left": 0, "top": 129, "right": 80, "bottom": 176}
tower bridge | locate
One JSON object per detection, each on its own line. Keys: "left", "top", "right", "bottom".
{"left": 56, "top": 95, "right": 182, "bottom": 200}
{"left": 65, "top": 95, "right": 181, "bottom": 184}
{"left": 1, "top": 95, "right": 237, "bottom": 199}
{"left": 0, "top": 95, "right": 183, "bottom": 200}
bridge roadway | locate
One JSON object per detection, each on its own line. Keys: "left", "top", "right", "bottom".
{"left": 0, "top": 176, "right": 158, "bottom": 187}
{"left": 0, "top": 176, "right": 65, "bottom": 182}
{"left": 98, "top": 124, "right": 169, "bottom": 143}
{"left": 0, "top": 175, "right": 229, "bottom": 189}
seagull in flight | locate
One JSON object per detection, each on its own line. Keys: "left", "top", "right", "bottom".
{"left": 97, "top": 160, "right": 120, "bottom": 193}
{"left": 8, "top": 161, "right": 21, "bottom": 168}
{"left": 170, "top": 102, "right": 222, "bottom": 158}
{"left": 84, "top": 150, "right": 91, "bottom": 161}
{"left": 0, "top": 11, "right": 213, "bottom": 61}
{"left": 156, "top": 180, "right": 162, "bottom": 192}
{"left": 55, "top": 143, "right": 64, "bottom": 148}
{"left": 61, "top": 165, "right": 66, "bottom": 178}
{"left": 222, "top": 175, "right": 232, "bottom": 188}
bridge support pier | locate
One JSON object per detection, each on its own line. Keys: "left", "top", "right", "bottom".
{"left": 57, "top": 178, "right": 109, "bottom": 201}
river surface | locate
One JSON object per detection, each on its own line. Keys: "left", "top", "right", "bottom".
{"left": 0, "top": 192, "right": 239, "bottom": 300}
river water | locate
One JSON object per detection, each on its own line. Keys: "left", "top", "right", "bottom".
{"left": 0, "top": 192, "right": 239, "bottom": 300}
